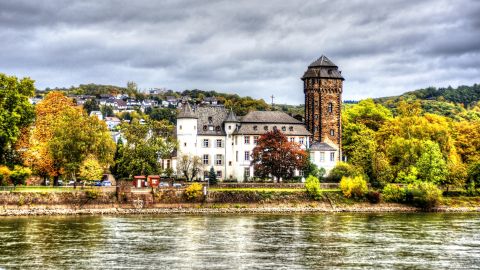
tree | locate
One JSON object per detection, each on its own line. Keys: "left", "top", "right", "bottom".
{"left": 0, "top": 73, "right": 35, "bottom": 164}
{"left": 79, "top": 155, "right": 104, "bottom": 181}
{"left": 115, "top": 119, "right": 177, "bottom": 177}
{"left": 176, "top": 154, "right": 202, "bottom": 181}
{"left": 416, "top": 141, "right": 448, "bottom": 184}
{"left": 9, "top": 166, "right": 31, "bottom": 188}
{"left": 327, "top": 162, "right": 362, "bottom": 182}
{"left": 208, "top": 166, "right": 217, "bottom": 185}
{"left": 83, "top": 99, "right": 100, "bottom": 114}
{"left": 48, "top": 107, "right": 115, "bottom": 181}
{"left": 100, "top": 105, "right": 114, "bottom": 117}
{"left": 251, "top": 129, "right": 307, "bottom": 182}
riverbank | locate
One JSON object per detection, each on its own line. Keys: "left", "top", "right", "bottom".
{"left": 1, "top": 202, "right": 480, "bottom": 216}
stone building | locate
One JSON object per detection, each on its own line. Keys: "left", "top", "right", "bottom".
{"left": 302, "top": 55, "right": 343, "bottom": 164}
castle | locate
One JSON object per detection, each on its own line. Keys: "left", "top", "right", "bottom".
{"left": 174, "top": 55, "right": 343, "bottom": 181}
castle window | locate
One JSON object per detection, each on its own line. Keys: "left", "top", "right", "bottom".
{"left": 203, "top": 154, "right": 209, "bottom": 165}
{"left": 215, "top": 126, "right": 221, "bottom": 132}
{"left": 289, "top": 126, "right": 293, "bottom": 131}
{"left": 203, "top": 125, "right": 207, "bottom": 131}
{"left": 330, "top": 152, "right": 335, "bottom": 162}
{"left": 215, "top": 154, "right": 223, "bottom": 165}
{"left": 203, "top": 139, "right": 209, "bottom": 148}
{"left": 330, "top": 129, "right": 335, "bottom": 136}
{"left": 282, "top": 126, "right": 286, "bottom": 131}
{"left": 253, "top": 125, "right": 258, "bottom": 131}
{"left": 264, "top": 126, "right": 268, "bottom": 131}
{"left": 328, "top": 102, "right": 333, "bottom": 113}
{"left": 208, "top": 116, "right": 213, "bottom": 124}
{"left": 244, "top": 167, "right": 250, "bottom": 178}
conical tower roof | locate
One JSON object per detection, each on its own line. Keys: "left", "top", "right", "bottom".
{"left": 177, "top": 102, "right": 197, "bottom": 119}
{"left": 308, "top": 55, "right": 338, "bottom": 68}
{"left": 302, "top": 55, "right": 344, "bottom": 80}
{"left": 225, "top": 108, "right": 239, "bottom": 122}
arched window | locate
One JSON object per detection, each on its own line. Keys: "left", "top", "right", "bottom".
{"left": 330, "top": 129, "right": 335, "bottom": 136}
{"left": 328, "top": 102, "right": 333, "bottom": 113}
{"left": 215, "top": 126, "right": 221, "bottom": 132}
{"left": 203, "top": 125, "right": 208, "bottom": 131}
{"left": 282, "top": 126, "right": 286, "bottom": 131}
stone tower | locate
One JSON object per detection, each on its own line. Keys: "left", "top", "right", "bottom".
{"left": 302, "top": 55, "right": 344, "bottom": 148}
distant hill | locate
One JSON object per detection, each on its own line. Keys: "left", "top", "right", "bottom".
{"left": 375, "top": 84, "right": 480, "bottom": 121}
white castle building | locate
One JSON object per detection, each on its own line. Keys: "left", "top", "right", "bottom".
{"left": 175, "top": 102, "right": 339, "bottom": 182}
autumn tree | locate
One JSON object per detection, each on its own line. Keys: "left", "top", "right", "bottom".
{"left": 79, "top": 155, "right": 104, "bottom": 181}
{"left": 251, "top": 129, "right": 307, "bottom": 182}
{"left": 415, "top": 141, "right": 448, "bottom": 184}
{"left": 0, "top": 73, "right": 35, "bottom": 164}
{"left": 176, "top": 154, "right": 202, "bottom": 181}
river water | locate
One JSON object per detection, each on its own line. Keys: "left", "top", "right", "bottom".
{"left": 0, "top": 213, "right": 479, "bottom": 269}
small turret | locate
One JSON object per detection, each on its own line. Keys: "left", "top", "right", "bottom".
{"left": 177, "top": 102, "right": 197, "bottom": 119}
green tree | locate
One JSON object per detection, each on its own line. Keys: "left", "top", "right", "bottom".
{"left": 116, "top": 119, "right": 177, "bottom": 177}
{"left": 416, "top": 141, "right": 448, "bottom": 184}
{"left": 9, "top": 166, "right": 31, "bottom": 188}
{"left": 208, "top": 166, "right": 217, "bottom": 185}
{"left": 0, "top": 74, "right": 35, "bottom": 164}
{"left": 83, "top": 99, "right": 100, "bottom": 114}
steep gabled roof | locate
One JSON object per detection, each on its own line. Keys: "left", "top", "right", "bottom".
{"left": 302, "top": 55, "right": 344, "bottom": 80}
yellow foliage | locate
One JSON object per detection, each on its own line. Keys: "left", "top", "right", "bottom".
{"left": 185, "top": 183, "right": 203, "bottom": 200}
{"left": 339, "top": 176, "right": 368, "bottom": 198}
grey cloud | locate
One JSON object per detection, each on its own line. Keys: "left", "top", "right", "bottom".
{"left": 0, "top": 0, "right": 479, "bottom": 104}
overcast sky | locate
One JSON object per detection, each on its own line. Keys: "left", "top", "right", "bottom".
{"left": 1, "top": 0, "right": 479, "bottom": 104}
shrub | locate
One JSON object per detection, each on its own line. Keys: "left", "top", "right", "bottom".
{"left": 406, "top": 182, "right": 443, "bottom": 209}
{"left": 327, "top": 162, "right": 361, "bottom": 182}
{"left": 382, "top": 184, "right": 406, "bottom": 202}
{"left": 185, "top": 183, "right": 203, "bottom": 201}
{"left": 339, "top": 176, "right": 368, "bottom": 198}
{"left": 366, "top": 191, "right": 381, "bottom": 204}
{"left": 305, "top": 175, "right": 322, "bottom": 200}
{"left": 85, "top": 189, "right": 100, "bottom": 200}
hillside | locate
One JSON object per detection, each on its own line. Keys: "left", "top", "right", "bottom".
{"left": 374, "top": 84, "right": 480, "bottom": 121}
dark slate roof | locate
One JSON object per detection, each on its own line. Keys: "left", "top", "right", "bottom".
{"left": 310, "top": 141, "right": 337, "bottom": 151}
{"left": 240, "top": 111, "right": 303, "bottom": 124}
{"left": 302, "top": 55, "right": 344, "bottom": 80}
{"left": 308, "top": 55, "right": 337, "bottom": 68}
{"left": 234, "top": 123, "right": 311, "bottom": 136}
{"left": 225, "top": 109, "right": 239, "bottom": 122}
{"left": 177, "top": 102, "right": 197, "bottom": 119}
{"left": 196, "top": 106, "right": 229, "bottom": 135}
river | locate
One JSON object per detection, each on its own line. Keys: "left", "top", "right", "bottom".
{"left": 0, "top": 213, "right": 479, "bottom": 269}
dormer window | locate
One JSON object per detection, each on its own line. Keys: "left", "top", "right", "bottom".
{"left": 253, "top": 125, "right": 258, "bottom": 131}
{"left": 264, "top": 126, "right": 268, "bottom": 131}
{"left": 215, "top": 126, "right": 221, "bottom": 132}
{"left": 208, "top": 116, "right": 213, "bottom": 124}
{"left": 289, "top": 126, "right": 293, "bottom": 131}
{"left": 281, "top": 126, "right": 286, "bottom": 131}
{"left": 203, "top": 125, "right": 207, "bottom": 131}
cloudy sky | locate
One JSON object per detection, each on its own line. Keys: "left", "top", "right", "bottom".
{"left": 1, "top": 0, "right": 479, "bottom": 104}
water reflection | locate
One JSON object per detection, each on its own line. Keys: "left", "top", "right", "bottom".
{"left": 0, "top": 213, "right": 479, "bottom": 269}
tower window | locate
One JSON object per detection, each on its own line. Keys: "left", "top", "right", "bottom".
{"left": 330, "top": 129, "right": 335, "bottom": 136}
{"left": 328, "top": 102, "right": 333, "bottom": 113}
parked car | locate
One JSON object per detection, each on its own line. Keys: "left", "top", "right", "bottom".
{"left": 172, "top": 183, "right": 182, "bottom": 188}
{"left": 159, "top": 182, "right": 170, "bottom": 187}
{"left": 93, "top": 180, "right": 102, "bottom": 186}
{"left": 58, "top": 180, "right": 64, "bottom": 186}
{"left": 101, "top": 180, "right": 112, "bottom": 187}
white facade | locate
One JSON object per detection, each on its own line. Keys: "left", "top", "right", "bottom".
{"left": 175, "top": 105, "right": 336, "bottom": 182}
